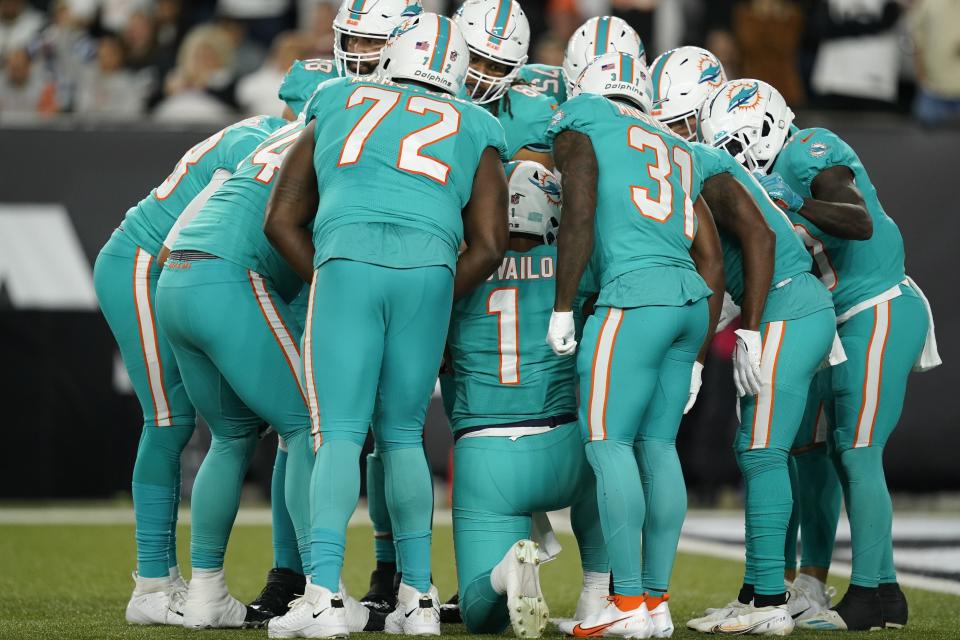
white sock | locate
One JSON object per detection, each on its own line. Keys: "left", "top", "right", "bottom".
{"left": 189, "top": 568, "right": 228, "bottom": 595}
{"left": 490, "top": 553, "right": 511, "bottom": 595}
{"left": 795, "top": 573, "right": 827, "bottom": 590}
{"left": 583, "top": 571, "right": 610, "bottom": 591}
{"left": 134, "top": 574, "right": 171, "bottom": 594}
{"left": 169, "top": 566, "right": 182, "bottom": 582}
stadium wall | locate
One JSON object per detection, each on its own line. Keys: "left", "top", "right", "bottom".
{"left": 0, "top": 121, "right": 955, "bottom": 497}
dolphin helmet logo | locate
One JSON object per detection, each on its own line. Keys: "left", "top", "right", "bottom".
{"left": 528, "top": 171, "right": 561, "bottom": 206}
{"left": 726, "top": 82, "right": 760, "bottom": 112}
{"left": 699, "top": 63, "right": 721, "bottom": 85}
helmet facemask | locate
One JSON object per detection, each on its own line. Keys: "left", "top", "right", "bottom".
{"left": 334, "top": 30, "right": 389, "bottom": 76}
{"left": 464, "top": 48, "right": 525, "bottom": 104}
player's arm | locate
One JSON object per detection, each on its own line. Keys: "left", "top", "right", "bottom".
{"left": 552, "top": 130, "right": 597, "bottom": 313}
{"left": 803, "top": 166, "right": 873, "bottom": 240}
{"left": 512, "top": 147, "right": 554, "bottom": 170}
{"left": 701, "top": 173, "right": 773, "bottom": 331}
{"left": 264, "top": 120, "right": 319, "bottom": 282}
{"left": 456, "top": 146, "right": 509, "bottom": 300}
{"left": 689, "top": 196, "right": 725, "bottom": 364}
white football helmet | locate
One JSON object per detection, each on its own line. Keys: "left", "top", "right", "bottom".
{"left": 563, "top": 16, "right": 645, "bottom": 94}
{"left": 649, "top": 46, "right": 725, "bottom": 140}
{"left": 506, "top": 160, "right": 562, "bottom": 244}
{"left": 699, "top": 79, "right": 795, "bottom": 174}
{"left": 452, "top": 0, "right": 530, "bottom": 104}
{"left": 571, "top": 52, "right": 652, "bottom": 113}
{"left": 377, "top": 13, "right": 469, "bottom": 95}
{"left": 333, "top": 0, "right": 422, "bottom": 76}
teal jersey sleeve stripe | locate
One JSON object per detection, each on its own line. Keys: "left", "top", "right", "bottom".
{"left": 620, "top": 53, "right": 633, "bottom": 82}
{"left": 490, "top": 0, "right": 512, "bottom": 43}
{"left": 429, "top": 16, "right": 451, "bottom": 72}
{"left": 594, "top": 17, "right": 610, "bottom": 56}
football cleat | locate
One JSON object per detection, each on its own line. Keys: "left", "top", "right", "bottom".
{"left": 495, "top": 540, "right": 549, "bottom": 638}
{"left": 250, "top": 568, "right": 307, "bottom": 618}
{"left": 360, "top": 565, "right": 398, "bottom": 612}
{"left": 343, "top": 590, "right": 388, "bottom": 632}
{"left": 879, "top": 582, "right": 908, "bottom": 628}
{"left": 385, "top": 582, "right": 441, "bottom": 635}
{"left": 267, "top": 583, "right": 349, "bottom": 638}
{"left": 183, "top": 568, "right": 271, "bottom": 629}
{"left": 575, "top": 586, "right": 610, "bottom": 622}
{"left": 558, "top": 595, "right": 653, "bottom": 638}
{"left": 645, "top": 594, "right": 673, "bottom": 638}
{"left": 686, "top": 599, "right": 750, "bottom": 632}
{"left": 125, "top": 573, "right": 184, "bottom": 626}
{"left": 798, "top": 586, "right": 883, "bottom": 632}
{"left": 708, "top": 604, "right": 794, "bottom": 636}
{"left": 786, "top": 574, "right": 834, "bottom": 621}
{"left": 439, "top": 592, "right": 462, "bottom": 624}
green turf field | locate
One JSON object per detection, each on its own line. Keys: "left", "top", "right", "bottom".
{"left": 1, "top": 523, "right": 957, "bottom": 639}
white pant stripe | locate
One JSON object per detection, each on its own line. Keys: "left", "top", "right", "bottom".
{"left": 302, "top": 272, "right": 322, "bottom": 450}
{"left": 588, "top": 308, "right": 623, "bottom": 442}
{"left": 132, "top": 248, "right": 171, "bottom": 426}
{"left": 854, "top": 301, "right": 890, "bottom": 448}
{"left": 750, "top": 320, "right": 785, "bottom": 449}
{"left": 248, "top": 271, "right": 305, "bottom": 399}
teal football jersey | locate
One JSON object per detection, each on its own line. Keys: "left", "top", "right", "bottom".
{"left": 517, "top": 64, "right": 568, "bottom": 104}
{"left": 693, "top": 143, "right": 833, "bottom": 321}
{"left": 305, "top": 76, "right": 507, "bottom": 272}
{"left": 489, "top": 84, "right": 558, "bottom": 159}
{"left": 173, "top": 117, "right": 307, "bottom": 302}
{"left": 447, "top": 245, "right": 576, "bottom": 430}
{"left": 120, "top": 116, "right": 277, "bottom": 257}
{"left": 546, "top": 93, "right": 711, "bottom": 309}
{"left": 773, "top": 128, "right": 906, "bottom": 316}
{"left": 279, "top": 58, "right": 340, "bottom": 116}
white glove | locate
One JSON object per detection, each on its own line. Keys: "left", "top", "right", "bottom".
{"left": 684, "top": 361, "right": 704, "bottom": 414}
{"left": 733, "top": 329, "right": 763, "bottom": 397}
{"left": 717, "top": 291, "right": 741, "bottom": 332}
{"left": 546, "top": 310, "right": 577, "bottom": 356}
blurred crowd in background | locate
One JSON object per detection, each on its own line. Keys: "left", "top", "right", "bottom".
{"left": 0, "top": 0, "right": 957, "bottom": 125}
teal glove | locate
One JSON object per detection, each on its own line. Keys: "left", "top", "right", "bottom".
{"left": 757, "top": 172, "right": 805, "bottom": 214}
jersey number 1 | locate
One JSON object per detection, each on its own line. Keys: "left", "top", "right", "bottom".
{"left": 487, "top": 288, "right": 520, "bottom": 385}
{"left": 627, "top": 126, "right": 695, "bottom": 239}
{"left": 337, "top": 86, "right": 461, "bottom": 184}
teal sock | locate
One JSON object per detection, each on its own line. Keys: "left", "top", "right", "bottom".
{"left": 570, "top": 488, "right": 609, "bottom": 575}
{"left": 784, "top": 455, "right": 800, "bottom": 574}
{"left": 636, "top": 439, "right": 686, "bottom": 594}
{"left": 585, "top": 440, "right": 645, "bottom": 596}
{"left": 382, "top": 446, "right": 433, "bottom": 593}
{"left": 284, "top": 429, "right": 315, "bottom": 572}
{"left": 367, "top": 450, "right": 396, "bottom": 564}
{"left": 461, "top": 569, "right": 509, "bottom": 633}
{"left": 131, "top": 425, "right": 194, "bottom": 578}
{"left": 271, "top": 443, "right": 304, "bottom": 574}
{"left": 736, "top": 448, "right": 792, "bottom": 596}
{"left": 310, "top": 439, "right": 363, "bottom": 591}
{"left": 796, "top": 446, "right": 841, "bottom": 570}
{"left": 839, "top": 446, "right": 890, "bottom": 588}
{"left": 190, "top": 432, "right": 258, "bottom": 569}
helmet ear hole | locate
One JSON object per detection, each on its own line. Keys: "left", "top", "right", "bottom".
{"left": 761, "top": 118, "right": 771, "bottom": 138}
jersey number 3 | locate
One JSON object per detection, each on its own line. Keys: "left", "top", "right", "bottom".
{"left": 337, "top": 86, "right": 461, "bottom": 184}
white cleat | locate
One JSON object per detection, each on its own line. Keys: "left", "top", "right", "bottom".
{"left": 708, "top": 605, "right": 794, "bottom": 636}
{"left": 645, "top": 596, "right": 673, "bottom": 638}
{"left": 795, "top": 610, "right": 852, "bottom": 631}
{"left": 267, "top": 583, "right": 349, "bottom": 638}
{"left": 182, "top": 568, "right": 252, "bottom": 629}
{"left": 575, "top": 587, "right": 610, "bottom": 622}
{"left": 496, "top": 540, "right": 549, "bottom": 638}
{"left": 687, "top": 599, "right": 750, "bottom": 632}
{"left": 786, "top": 574, "right": 834, "bottom": 622}
{"left": 125, "top": 573, "right": 184, "bottom": 625}
{"left": 385, "top": 583, "right": 441, "bottom": 635}
{"left": 558, "top": 595, "right": 653, "bottom": 638}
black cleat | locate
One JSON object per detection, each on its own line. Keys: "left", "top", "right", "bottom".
{"left": 248, "top": 567, "right": 306, "bottom": 618}
{"left": 832, "top": 585, "right": 884, "bottom": 631}
{"left": 440, "top": 592, "right": 462, "bottom": 624}
{"left": 879, "top": 582, "right": 908, "bottom": 628}
{"left": 360, "top": 564, "right": 399, "bottom": 612}
{"left": 364, "top": 605, "right": 389, "bottom": 631}
{"left": 243, "top": 604, "right": 275, "bottom": 628}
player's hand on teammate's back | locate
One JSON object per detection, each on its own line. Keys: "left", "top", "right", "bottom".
{"left": 546, "top": 310, "right": 577, "bottom": 356}
{"left": 684, "top": 361, "right": 704, "bottom": 414}
{"left": 756, "top": 172, "right": 804, "bottom": 214}
{"left": 733, "top": 329, "right": 763, "bottom": 396}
